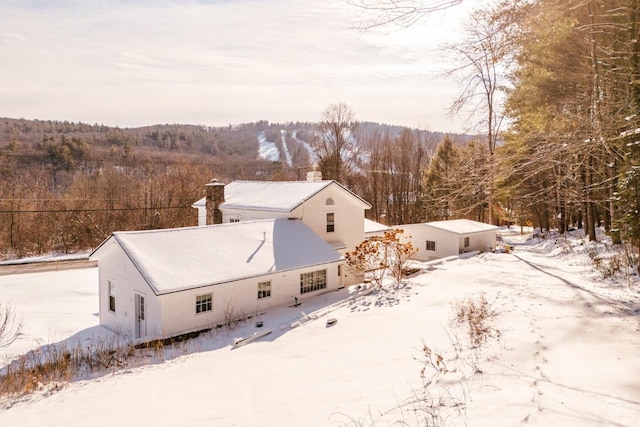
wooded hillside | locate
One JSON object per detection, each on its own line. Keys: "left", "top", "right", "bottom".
{"left": 0, "top": 117, "right": 470, "bottom": 260}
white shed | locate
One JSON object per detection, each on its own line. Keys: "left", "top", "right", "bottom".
{"left": 90, "top": 218, "right": 344, "bottom": 342}
{"left": 401, "top": 219, "right": 498, "bottom": 261}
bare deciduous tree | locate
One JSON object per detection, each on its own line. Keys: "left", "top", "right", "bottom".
{"left": 359, "top": 128, "right": 430, "bottom": 225}
{"left": 385, "top": 228, "right": 417, "bottom": 285}
{"left": 442, "top": 5, "right": 512, "bottom": 225}
{"left": 314, "top": 103, "right": 359, "bottom": 182}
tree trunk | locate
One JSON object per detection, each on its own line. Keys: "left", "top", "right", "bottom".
{"left": 584, "top": 158, "right": 597, "bottom": 241}
{"left": 556, "top": 173, "right": 566, "bottom": 234}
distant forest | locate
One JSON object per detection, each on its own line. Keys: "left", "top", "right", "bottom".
{"left": 0, "top": 117, "right": 470, "bottom": 260}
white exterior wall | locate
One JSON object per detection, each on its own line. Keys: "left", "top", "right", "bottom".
{"left": 195, "top": 205, "right": 207, "bottom": 226}
{"left": 289, "top": 185, "right": 364, "bottom": 252}
{"left": 401, "top": 224, "right": 458, "bottom": 261}
{"left": 98, "top": 239, "right": 343, "bottom": 340}
{"left": 293, "top": 185, "right": 365, "bottom": 286}
{"left": 423, "top": 226, "right": 459, "bottom": 261}
{"left": 158, "top": 263, "right": 342, "bottom": 338}
{"left": 459, "top": 230, "right": 497, "bottom": 254}
{"left": 402, "top": 224, "right": 497, "bottom": 261}
{"left": 96, "top": 240, "right": 163, "bottom": 341}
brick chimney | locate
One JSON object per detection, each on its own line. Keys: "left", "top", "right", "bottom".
{"left": 205, "top": 179, "right": 225, "bottom": 225}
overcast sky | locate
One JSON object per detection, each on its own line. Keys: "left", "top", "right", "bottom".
{"left": 1, "top": 0, "right": 479, "bottom": 133}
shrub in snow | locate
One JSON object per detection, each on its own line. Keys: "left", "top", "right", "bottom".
{"left": 451, "top": 292, "right": 500, "bottom": 349}
{"left": 346, "top": 229, "right": 417, "bottom": 288}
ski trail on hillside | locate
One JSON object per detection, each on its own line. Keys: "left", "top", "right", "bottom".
{"left": 257, "top": 131, "right": 280, "bottom": 162}
{"left": 292, "top": 130, "right": 317, "bottom": 164}
{"left": 280, "top": 130, "right": 293, "bottom": 167}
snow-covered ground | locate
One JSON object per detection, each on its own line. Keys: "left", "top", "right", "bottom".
{"left": 257, "top": 130, "right": 280, "bottom": 162}
{"left": 1, "top": 229, "right": 639, "bottom": 426}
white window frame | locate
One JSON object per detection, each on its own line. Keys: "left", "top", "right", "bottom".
{"left": 196, "top": 293, "right": 213, "bottom": 314}
{"left": 300, "top": 269, "right": 327, "bottom": 294}
{"left": 464, "top": 237, "right": 470, "bottom": 248}
{"left": 258, "top": 280, "right": 271, "bottom": 299}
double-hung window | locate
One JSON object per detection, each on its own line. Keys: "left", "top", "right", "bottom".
{"left": 326, "top": 213, "right": 335, "bottom": 233}
{"left": 426, "top": 240, "right": 436, "bottom": 251}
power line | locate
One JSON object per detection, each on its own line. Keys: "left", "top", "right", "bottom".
{"left": 0, "top": 206, "right": 193, "bottom": 214}
{"left": 0, "top": 197, "right": 199, "bottom": 202}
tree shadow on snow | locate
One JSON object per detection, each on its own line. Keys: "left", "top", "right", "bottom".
{"left": 494, "top": 363, "right": 640, "bottom": 426}
{"left": 510, "top": 253, "right": 640, "bottom": 323}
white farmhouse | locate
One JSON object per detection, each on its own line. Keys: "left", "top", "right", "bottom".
{"left": 401, "top": 219, "right": 498, "bottom": 261}
{"left": 191, "top": 173, "right": 372, "bottom": 286}
{"left": 90, "top": 218, "right": 343, "bottom": 342}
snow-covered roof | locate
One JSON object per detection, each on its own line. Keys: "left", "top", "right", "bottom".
{"left": 425, "top": 219, "right": 499, "bottom": 234}
{"left": 192, "top": 180, "right": 371, "bottom": 212}
{"left": 364, "top": 218, "right": 390, "bottom": 235}
{"left": 92, "top": 219, "right": 343, "bottom": 295}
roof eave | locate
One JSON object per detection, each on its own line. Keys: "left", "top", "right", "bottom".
{"left": 221, "top": 205, "right": 294, "bottom": 213}
{"left": 112, "top": 234, "right": 161, "bottom": 296}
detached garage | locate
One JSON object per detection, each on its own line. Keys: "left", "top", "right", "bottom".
{"left": 401, "top": 219, "right": 498, "bottom": 261}
{"left": 90, "top": 218, "right": 344, "bottom": 343}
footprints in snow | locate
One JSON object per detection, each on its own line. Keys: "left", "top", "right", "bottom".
{"left": 528, "top": 319, "right": 549, "bottom": 419}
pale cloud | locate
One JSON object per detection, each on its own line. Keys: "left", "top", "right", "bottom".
{"left": 0, "top": 0, "right": 481, "bottom": 132}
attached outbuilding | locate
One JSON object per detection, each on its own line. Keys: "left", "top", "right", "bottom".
{"left": 90, "top": 218, "right": 344, "bottom": 342}
{"left": 401, "top": 219, "right": 499, "bottom": 261}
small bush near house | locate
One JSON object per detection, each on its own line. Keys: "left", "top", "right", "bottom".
{"left": 346, "top": 228, "right": 416, "bottom": 288}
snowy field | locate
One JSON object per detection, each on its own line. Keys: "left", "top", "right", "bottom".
{"left": 1, "top": 229, "right": 640, "bottom": 426}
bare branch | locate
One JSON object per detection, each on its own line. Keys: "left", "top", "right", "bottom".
{"left": 348, "top": 0, "right": 463, "bottom": 30}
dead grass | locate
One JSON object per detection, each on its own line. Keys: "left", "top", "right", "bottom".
{"left": 0, "top": 336, "right": 134, "bottom": 399}
{"left": 451, "top": 292, "right": 500, "bottom": 349}
{"left": 0, "top": 319, "right": 242, "bottom": 399}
